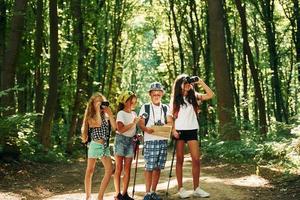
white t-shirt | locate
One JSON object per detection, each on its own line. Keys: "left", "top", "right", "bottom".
{"left": 171, "top": 97, "right": 199, "bottom": 130}
{"left": 116, "top": 110, "right": 137, "bottom": 137}
{"left": 139, "top": 103, "right": 171, "bottom": 141}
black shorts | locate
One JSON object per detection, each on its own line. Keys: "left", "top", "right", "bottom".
{"left": 177, "top": 129, "right": 198, "bottom": 143}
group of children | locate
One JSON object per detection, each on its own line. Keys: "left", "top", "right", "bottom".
{"left": 81, "top": 74, "right": 214, "bottom": 200}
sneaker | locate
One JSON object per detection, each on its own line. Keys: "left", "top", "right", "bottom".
{"left": 193, "top": 187, "right": 210, "bottom": 198}
{"left": 151, "top": 192, "right": 162, "bottom": 200}
{"left": 143, "top": 193, "right": 152, "bottom": 200}
{"left": 115, "top": 193, "right": 125, "bottom": 200}
{"left": 178, "top": 187, "right": 190, "bottom": 199}
{"left": 123, "top": 192, "right": 134, "bottom": 200}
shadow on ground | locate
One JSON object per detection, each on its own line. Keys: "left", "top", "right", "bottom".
{"left": 0, "top": 150, "right": 299, "bottom": 200}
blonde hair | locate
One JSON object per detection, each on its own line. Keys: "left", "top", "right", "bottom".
{"left": 81, "top": 92, "right": 106, "bottom": 143}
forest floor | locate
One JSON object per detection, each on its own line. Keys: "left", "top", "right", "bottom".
{"left": 0, "top": 149, "right": 299, "bottom": 200}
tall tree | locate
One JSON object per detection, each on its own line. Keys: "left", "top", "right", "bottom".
{"left": 39, "top": 0, "right": 59, "bottom": 151}
{"left": 34, "top": 0, "right": 44, "bottom": 139}
{"left": 235, "top": 0, "right": 268, "bottom": 135}
{"left": 0, "top": 0, "right": 6, "bottom": 85}
{"left": 169, "top": 0, "right": 185, "bottom": 73}
{"left": 250, "top": 0, "right": 288, "bottom": 122}
{"left": 107, "top": 0, "right": 123, "bottom": 97}
{"left": 186, "top": 0, "right": 201, "bottom": 74}
{"left": 208, "top": 0, "right": 240, "bottom": 140}
{"left": 67, "top": 0, "right": 87, "bottom": 154}
{"left": 224, "top": 2, "right": 240, "bottom": 121}
{"left": 0, "top": 0, "right": 28, "bottom": 115}
{"left": 295, "top": 0, "right": 300, "bottom": 82}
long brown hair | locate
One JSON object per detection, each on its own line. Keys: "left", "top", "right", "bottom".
{"left": 171, "top": 74, "right": 199, "bottom": 118}
{"left": 81, "top": 92, "right": 106, "bottom": 143}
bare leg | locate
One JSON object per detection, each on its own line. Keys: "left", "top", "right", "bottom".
{"left": 114, "top": 155, "right": 124, "bottom": 197}
{"left": 97, "top": 156, "right": 113, "bottom": 200}
{"left": 122, "top": 157, "right": 133, "bottom": 195}
{"left": 175, "top": 140, "right": 185, "bottom": 190}
{"left": 151, "top": 169, "right": 161, "bottom": 192}
{"left": 144, "top": 170, "right": 153, "bottom": 193}
{"left": 85, "top": 158, "right": 96, "bottom": 200}
{"left": 187, "top": 140, "right": 200, "bottom": 190}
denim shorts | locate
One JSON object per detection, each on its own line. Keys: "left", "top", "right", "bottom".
{"left": 114, "top": 134, "right": 134, "bottom": 158}
{"left": 144, "top": 140, "right": 168, "bottom": 171}
{"left": 88, "top": 140, "right": 111, "bottom": 158}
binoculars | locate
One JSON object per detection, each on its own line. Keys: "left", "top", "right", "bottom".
{"left": 100, "top": 101, "right": 109, "bottom": 109}
{"left": 154, "top": 120, "right": 164, "bottom": 126}
{"left": 185, "top": 76, "right": 200, "bottom": 84}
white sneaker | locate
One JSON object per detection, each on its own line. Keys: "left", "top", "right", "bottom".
{"left": 193, "top": 187, "right": 210, "bottom": 198}
{"left": 178, "top": 187, "right": 190, "bottom": 199}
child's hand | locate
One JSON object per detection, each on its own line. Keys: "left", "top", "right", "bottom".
{"left": 173, "top": 130, "right": 180, "bottom": 139}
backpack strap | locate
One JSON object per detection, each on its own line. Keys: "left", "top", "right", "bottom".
{"left": 162, "top": 104, "right": 168, "bottom": 124}
{"left": 144, "top": 103, "right": 150, "bottom": 126}
{"left": 144, "top": 103, "right": 168, "bottom": 126}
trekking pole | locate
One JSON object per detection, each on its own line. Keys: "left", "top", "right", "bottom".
{"left": 132, "top": 139, "right": 140, "bottom": 197}
{"left": 166, "top": 139, "right": 177, "bottom": 197}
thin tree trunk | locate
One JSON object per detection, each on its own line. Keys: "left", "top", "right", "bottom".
{"left": 256, "top": 0, "right": 288, "bottom": 122}
{"left": 235, "top": 0, "right": 268, "bottom": 135}
{"left": 0, "top": 0, "right": 28, "bottom": 115}
{"left": 169, "top": 0, "right": 184, "bottom": 73}
{"left": 39, "top": 0, "right": 59, "bottom": 151}
{"left": 67, "top": 0, "right": 86, "bottom": 154}
{"left": 100, "top": 2, "right": 110, "bottom": 93}
{"left": 187, "top": 0, "right": 200, "bottom": 74}
{"left": 201, "top": 3, "right": 212, "bottom": 137}
{"left": 224, "top": 3, "right": 240, "bottom": 122}
{"left": 293, "top": 0, "right": 300, "bottom": 82}
{"left": 34, "top": 0, "right": 44, "bottom": 139}
{"left": 107, "top": 0, "right": 122, "bottom": 97}
{"left": 16, "top": 47, "right": 28, "bottom": 114}
{"left": 166, "top": 5, "right": 177, "bottom": 77}
{"left": 242, "top": 50, "right": 249, "bottom": 122}
{"left": 208, "top": 0, "right": 240, "bottom": 140}
{"left": 0, "top": 0, "right": 6, "bottom": 87}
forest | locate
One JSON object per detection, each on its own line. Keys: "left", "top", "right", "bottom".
{"left": 0, "top": 0, "right": 299, "bottom": 199}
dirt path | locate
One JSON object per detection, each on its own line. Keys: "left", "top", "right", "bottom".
{"left": 1, "top": 151, "right": 299, "bottom": 200}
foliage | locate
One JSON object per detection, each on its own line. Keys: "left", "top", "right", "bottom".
{"left": 1, "top": 0, "right": 300, "bottom": 165}
{"left": 0, "top": 112, "right": 74, "bottom": 163}
{"left": 202, "top": 121, "right": 300, "bottom": 172}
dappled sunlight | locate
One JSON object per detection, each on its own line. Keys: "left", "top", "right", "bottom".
{"left": 0, "top": 192, "right": 23, "bottom": 200}
{"left": 202, "top": 174, "right": 271, "bottom": 188}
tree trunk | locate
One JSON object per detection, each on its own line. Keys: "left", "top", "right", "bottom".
{"left": 167, "top": 4, "right": 177, "bottom": 77}
{"left": 39, "top": 0, "right": 59, "bottom": 151}
{"left": 100, "top": 2, "right": 110, "bottom": 93}
{"left": 16, "top": 50, "right": 28, "bottom": 114}
{"left": 0, "top": 0, "right": 6, "bottom": 86}
{"left": 0, "top": 0, "right": 27, "bottom": 160}
{"left": 0, "top": 0, "right": 28, "bottom": 115}
{"left": 242, "top": 52, "right": 249, "bottom": 122}
{"left": 258, "top": 0, "right": 288, "bottom": 123}
{"left": 208, "top": 0, "right": 240, "bottom": 140}
{"left": 294, "top": 0, "right": 300, "bottom": 82}
{"left": 169, "top": 0, "right": 184, "bottom": 73}
{"left": 107, "top": 0, "right": 123, "bottom": 97}
{"left": 224, "top": 3, "right": 240, "bottom": 122}
{"left": 67, "top": 0, "right": 86, "bottom": 154}
{"left": 235, "top": 0, "right": 268, "bottom": 135}
{"left": 186, "top": 0, "right": 200, "bottom": 74}
{"left": 34, "top": 0, "right": 44, "bottom": 140}
{"left": 201, "top": 3, "right": 213, "bottom": 137}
